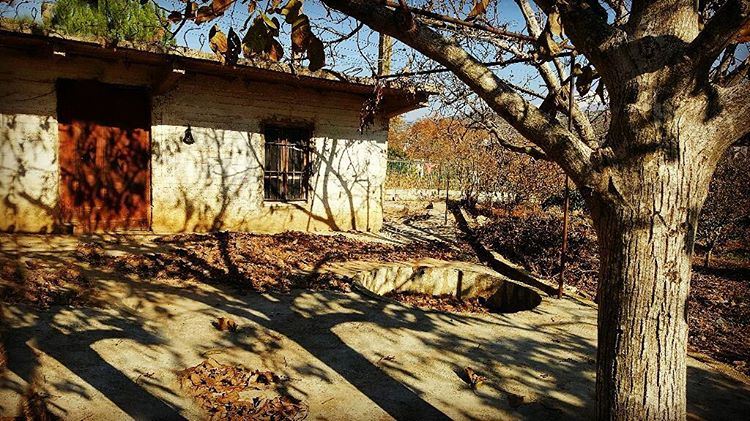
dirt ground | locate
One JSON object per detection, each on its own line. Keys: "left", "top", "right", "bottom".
{"left": 1, "top": 201, "right": 749, "bottom": 420}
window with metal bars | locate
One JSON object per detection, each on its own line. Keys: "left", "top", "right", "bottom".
{"left": 263, "top": 126, "right": 311, "bottom": 201}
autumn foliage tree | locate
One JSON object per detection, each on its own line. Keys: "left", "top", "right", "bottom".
{"left": 391, "top": 116, "right": 563, "bottom": 205}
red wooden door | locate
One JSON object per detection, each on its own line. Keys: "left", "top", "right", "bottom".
{"left": 58, "top": 80, "right": 151, "bottom": 233}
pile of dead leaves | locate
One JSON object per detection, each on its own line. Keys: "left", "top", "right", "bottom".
{"left": 73, "top": 242, "right": 107, "bottom": 266}
{"left": 688, "top": 258, "right": 750, "bottom": 375}
{"left": 102, "top": 231, "right": 472, "bottom": 295}
{"left": 0, "top": 257, "right": 92, "bottom": 308}
{"left": 294, "top": 272, "right": 353, "bottom": 293}
{"left": 178, "top": 359, "right": 307, "bottom": 420}
{"left": 475, "top": 210, "right": 599, "bottom": 297}
{"left": 384, "top": 291, "right": 491, "bottom": 314}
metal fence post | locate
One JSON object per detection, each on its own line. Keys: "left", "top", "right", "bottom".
{"left": 444, "top": 173, "right": 450, "bottom": 225}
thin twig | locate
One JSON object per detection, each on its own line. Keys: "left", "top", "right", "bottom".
{"left": 375, "top": 52, "right": 573, "bottom": 79}
{"left": 381, "top": 0, "right": 575, "bottom": 50}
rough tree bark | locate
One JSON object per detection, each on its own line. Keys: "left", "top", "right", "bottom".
{"left": 318, "top": 0, "right": 750, "bottom": 419}
{"left": 589, "top": 116, "right": 716, "bottom": 419}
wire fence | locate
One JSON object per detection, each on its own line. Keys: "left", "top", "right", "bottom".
{"left": 385, "top": 159, "right": 455, "bottom": 190}
{"left": 385, "top": 159, "right": 516, "bottom": 204}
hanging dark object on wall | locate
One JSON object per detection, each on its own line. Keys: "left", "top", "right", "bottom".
{"left": 183, "top": 125, "right": 195, "bottom": 145}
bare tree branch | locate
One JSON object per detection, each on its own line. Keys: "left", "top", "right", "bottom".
{"left": 534, "top": 0, "right": 618, "bottom": 66}
{"left": 487, "top": 127, "right": 551, "bottom": 160}
{"left": 687, "top": 0, "right": 750, "bottom": 75}
{"left": 516, "top": 0, "right": 596, "bottom": 145}
{"left": 324, "top": 21, "right": 364, "bottom": 44}
{"left": 375, "top": 53, "right": 570, "bottom": 80}
{"left": 713, "top": 44, "right": 738, "bottom": 84}
{"left": 321, "top": 0, "right": 599, "bottom": 188}
{"left": 461, "top": 106, "right": 551, "bottom": 160}
{"left": 602, "top": 0, "right": 628, "bottom": 26}
{"left": 380, "top": 0, "right": 545, "bottom": 45}
{"left": 724, "top": 54, "right": 750, "bottom": 86}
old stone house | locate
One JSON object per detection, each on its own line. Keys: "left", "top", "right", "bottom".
{"left": 0, "top": 28, "right": 429, "bottom": 234}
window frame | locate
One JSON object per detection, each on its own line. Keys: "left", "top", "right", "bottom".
{"left": 262, "top": 124, "right": 313, "bottom": 203}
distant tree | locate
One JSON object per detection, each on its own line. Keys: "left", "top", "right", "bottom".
{"left": 387, "top": 116, "right": 409, "bottom": 160}
{"left": 387, "top": 146, "right": 407, "bottom": 160}
{"left": 47, "top": 0, "right": 172, "bottom": 45}
{"left": 400, "top": 117, "right": 494, "bottom": 200}
{"left": 697, "top": 149, "right": 750, "bottom": 267}
{"left": 400, "top": 117, "right": 563, "bottom": 206}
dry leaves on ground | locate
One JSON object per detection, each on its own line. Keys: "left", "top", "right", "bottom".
{"left": 464, "top": 366, "right": 486, "bottom": 390}
{"left": 73, "top": 242, "right": 107, "bottom": 265}
{"left": 178, "top": 359, "right": 306, "bottom": 420}
{"left": 385, "top": 291, "right": 491, "bottom": 314}
{"left": 474, "top": 206, "right": 750, "bottom": 376}
{"left": 0, "top": 256, "right": 92, "bottom": 308}
{"left": 475, "top": 209, "right": 599, "bottom": 296}
{"left": 213, "top": 317, "right": 239, "bottom": 332}
{"left": 1, "top": 231, "right": 470, "bottom": 309}
{"left": 688, "top": 258, "right": 750, "bottom": 375}
{"left": 108, "top": 231, "right": 472, "bottom": 294}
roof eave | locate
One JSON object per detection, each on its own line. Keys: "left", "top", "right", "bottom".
{"left": 0, "top": 27, "right": 434, "bottom": 104}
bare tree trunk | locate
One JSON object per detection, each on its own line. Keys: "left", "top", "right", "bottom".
{"left": 594, "top": 212, "right": 691, "bottom": 418}
{"left": 589, "top": 136, "right": 715, "bottom": 419}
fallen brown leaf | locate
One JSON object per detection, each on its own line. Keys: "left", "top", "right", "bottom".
{"left": 464, "top": 367, "right": 487, "bottom": 390}
{"left": 377, "top": 355, "right": 396, "bottom": 365}
{"left": 190, "top": 372, "right": 202, "bottom": 385}
{"left": 213, "top": 317, "right": 238, "bottom": 332}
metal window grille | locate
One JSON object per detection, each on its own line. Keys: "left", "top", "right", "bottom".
{"left": 263, "top": 126, "right": 311, "bottom": 201}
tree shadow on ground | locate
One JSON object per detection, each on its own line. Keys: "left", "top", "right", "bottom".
{"left": 449, "top": 202, "right": 558, "bottom": 297}
{"left": 1, "top": 234, "right": 749, "bottom": 420}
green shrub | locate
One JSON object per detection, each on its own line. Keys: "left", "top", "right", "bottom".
{"left": 49, "top": 0, "right": 173, "bottom": 45}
